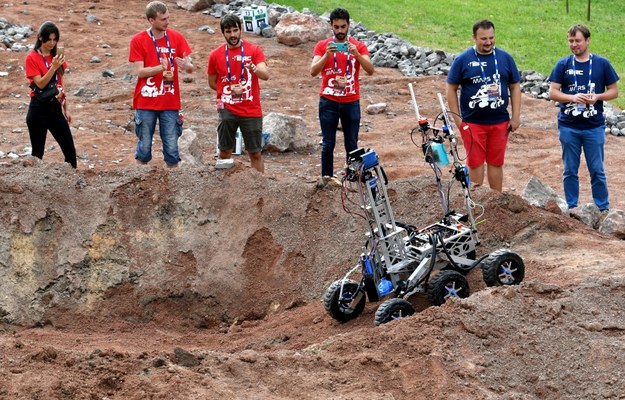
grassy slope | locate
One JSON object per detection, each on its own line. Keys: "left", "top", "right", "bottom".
{"left": 282, "top": 0, "right": 624, "bottom": 108}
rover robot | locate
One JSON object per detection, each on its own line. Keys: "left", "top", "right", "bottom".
{"left": 323, "top": 90, "right": 525, "bottom": 326}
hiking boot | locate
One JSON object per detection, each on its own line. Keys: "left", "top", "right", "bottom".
{"left": 598, "top": 209, "right": 609, "bottom": 225}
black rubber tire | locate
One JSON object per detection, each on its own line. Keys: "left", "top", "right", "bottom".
{"left": 374, "top": 298, "right": 415, "bottom": 326}
{"left": 323, "top": 279, "right": 366, "bottom": 322}
{"left": 481, "top": 249, "right": 525, "bottom": 287}
{"left": 427, "top": 270, "right": 470, "bottom": 306}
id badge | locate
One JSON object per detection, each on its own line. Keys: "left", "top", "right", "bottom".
{"left": 163, "top": 70, "right": 174, "bottom": 89}
{"left": 231, "top": 83, "right": 243, "bottom": 101}
{"left": 486, "top": 83, "right": 500, "bottom": 101}
{"left": 334, "top": 75, "right": 346, "bottom": 92}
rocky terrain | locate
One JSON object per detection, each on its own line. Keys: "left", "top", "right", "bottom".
{"left": 2, "top": 1, "right": 625, "bottom": 399}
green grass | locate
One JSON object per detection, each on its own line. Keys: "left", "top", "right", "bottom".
{"left": 282, "top": 0, "right": 625, "bottom": 108}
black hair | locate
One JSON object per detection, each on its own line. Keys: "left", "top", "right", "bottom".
{"left": 34, "top": 21, "right": 64, "bottom": 75}
{"left": 220, "top": 14, "right": 242, "bottom": 33}
{"left": 329, "top": 8, "right": 350, "bottom": 23}
{"left": 34, "top": 21, "right": 60, "bottom": 55}
{"left": 472, "top": 19, "right": 495, "bottom": 36}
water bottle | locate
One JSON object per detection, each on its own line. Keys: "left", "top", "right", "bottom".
{"left": 377, "top": 277, "right": 393, "bottom": 296}
{"left": 234, "top": 128, "right": 243, "bottom": 155}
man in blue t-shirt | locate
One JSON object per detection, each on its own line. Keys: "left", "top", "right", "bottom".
{"left": 548, "top": 24, "right": 618, "bottom": 214}
{"left": 446, "top": 19, "right": 521, "bottom": 192}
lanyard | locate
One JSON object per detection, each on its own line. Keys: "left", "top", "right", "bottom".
{"left": 333, "top": 40, "right": 352, "bottom": 77}
{"left": 148, "top": 29, "right": 174, "bottom": 71}
{"left": 333, "top": 52, "right": 352, "bottom": 77}
{"left": 225, "top": 40, "right": 246, "bottom": 84}
{"left": 473, "top": 46, "right": 499, "bottom": 84}
{"left": 571, "top": 54, "right": 593, "bottom": 93}
{"left": 38, "top": 49, "right": 56, "bottom": 83}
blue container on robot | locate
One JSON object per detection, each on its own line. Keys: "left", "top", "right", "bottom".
{"left": 377, "top": 278, "right": 393, "bottom": 296}
{"left": 430, "top": 142, "right": 449, "bottom": 167}
{"left": 463, "top": 165, "right": 471, "bottom": 187}
{"left": 363, "top": 256, "right": 373, "bottom": 275}
{"left": 362, "top": 150, "right": 379, "bottom": 169}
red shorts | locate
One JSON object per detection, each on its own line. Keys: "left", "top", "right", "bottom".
{"left": 459, "top": 121, "right": 509, "bottom": 167}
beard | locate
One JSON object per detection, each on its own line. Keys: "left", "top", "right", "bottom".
{"left": 227, "top": 36, "right": 240, "bottom": 46}
{"left": 334, "top": 32, "right": 346, "bottom": 41}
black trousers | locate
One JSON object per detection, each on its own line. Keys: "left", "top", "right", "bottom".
{"left": 26, "top": 97, "right": 77, "bottom": 168}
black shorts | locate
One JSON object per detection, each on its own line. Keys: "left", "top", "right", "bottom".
{"left": 217, "top": 108, "right": 263, "bottom": 153}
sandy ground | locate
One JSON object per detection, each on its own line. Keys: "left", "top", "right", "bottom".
{"left": 2, "top": 1, "right": 625, "bottom": 399}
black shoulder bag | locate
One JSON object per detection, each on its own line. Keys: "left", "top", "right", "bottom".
{"left": 30, "top": 76, "right": 59, "bottom": 102}
{"left": 31, "top": 49, "right": 60, "bottom": 102}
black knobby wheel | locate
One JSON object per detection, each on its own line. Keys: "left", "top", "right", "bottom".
{"left": 427, "top": 270, "right": 470, "bottom": 306}
{"left": 481, "top": 249, "right": 525, "bottom": 287}
{"left": 323, "top": 279, "right": 366, "bottom": 322}
{"left": 374, "top": 298, "right": 415, "bottom": 326}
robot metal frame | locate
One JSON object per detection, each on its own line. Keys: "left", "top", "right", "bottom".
{"left": 324, "top": 88, "right": 525, "bottom": 326}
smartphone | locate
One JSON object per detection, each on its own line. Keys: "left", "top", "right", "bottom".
{"left": 57, "top": 46, "right": 64, "bottom": 57}
{"left": 332, "top": 42, "right": 349, "bottom": 52}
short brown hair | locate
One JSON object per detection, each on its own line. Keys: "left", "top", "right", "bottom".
{"left": 220, "top": 14, "right": 241, "bottom": 33}
{"left": 473, "top": 19, "right": 495, "bottom": 36}
{"left": 146, "top": 1, "right": 167, "bottom": 20}
{"left": 568, "top": 24, "right": 590, "bottom": 39}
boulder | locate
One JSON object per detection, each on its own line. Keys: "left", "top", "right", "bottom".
{"left": 275, "top": 12, "right": 331, "bottom": 46}
{"left": 522, "top": 176, "right": 567, "bottom": 214}
{"left": 176, "top": 0, "right": 214, "bottom": 12}
{"left": 262, "top": 112, "right": 312, "bottom": 152}
{"left": 598, "top": 209, "right": 625, "bottom": 238}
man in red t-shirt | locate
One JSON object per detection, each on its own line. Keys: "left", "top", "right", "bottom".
{"left": 310, "top": 8, "right": 375, "bottom": 187}
{"left": 129, "top": 1, "right": 193, "bottom": 167}
{"left": 207, "top": 14, "right": 269, "bottom": 173}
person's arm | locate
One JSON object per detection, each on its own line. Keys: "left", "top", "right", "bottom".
{"left": 548, "top": 81, "right": 585, "bottom": 105}
{"left": 310, "top": 53, "right": 329, "bottom": 77}
{"left": 348, "top": 43, "right": 374, "bottom": 75}
{"left": 593, "top": 82, "right": 618, "bottom": 103}
{"left": 208, "top": 73, "right": 218, "bottom": 91}
{"left": 62, "top": 98, "right": 72, "bottom": 123}
{"left": 31, "top": 54, "right": 65, "bottom": 89}
{"left": 133, "top": 59, "right": 167, "bottom": 79}
{"left": 356, "top": 54, "right": 374, "bottom": 75}
{"left": 246, "top": 61, "right": 269, "bottom": 81}
{"left": 446, "top": 82, "right": 462, "bottom": 128}
{"left": 508, "top": 82, "right": 521, "bottom": 132}
{"left": 175, "top": 53, "right": 194, "bottom": 74}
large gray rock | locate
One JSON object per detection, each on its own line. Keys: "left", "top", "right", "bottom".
{"left": 522, "top": 176, "right": 567, "bottom": 214}
{"left": 569, "top": 203, "right": 602, "bottom": 227}
{"left": 176, "top": 0, "right": 214, "bottom": 12}
{"left": 366, "top": 103, "right": 387, "bottom": 115}
{"left": 598, "top": 209, "right": 625, "bottom": 238}
{"left": 262, "top": 112, "right": 312, "bottom": 152}
{"left": 274, "top": 12, "right": 331, "bottom": 46}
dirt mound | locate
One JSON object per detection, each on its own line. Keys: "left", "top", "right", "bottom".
{"left": 2, "top": 1, "right": 625, "bottom": 399}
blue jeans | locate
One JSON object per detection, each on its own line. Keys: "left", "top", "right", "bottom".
{"left": 558, "top": 124, "right": 609, "bottom": 211}
{"left": 319, "top": 97, "right": 360, "bottom": 177}
{"left": 134, "top": 109, "right": 182, "bottom": 165}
